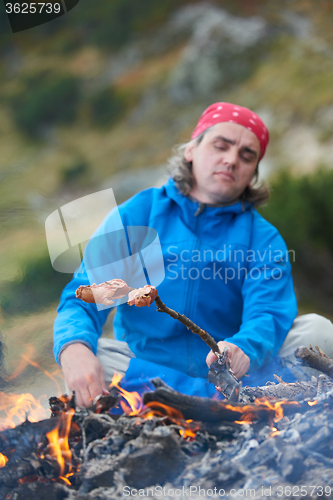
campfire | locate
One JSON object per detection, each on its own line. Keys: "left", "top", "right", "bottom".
{"left": 1, "top": 280, "right": 333, "bottom": 498}
{"left": 1, "top": 368, "right": 333, "bottom": 499}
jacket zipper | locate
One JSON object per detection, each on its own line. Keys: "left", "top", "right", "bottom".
{"left": 184, "top": 207, "right": 204, "bottom": 374}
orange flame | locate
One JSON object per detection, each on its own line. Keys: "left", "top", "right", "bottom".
{"left": 0, "top": 392, "right": 48, "bottom": 431}
{"left": 223, "top": 398, "right": 300, "bottom": 425}
{"left": 46, "top": 408, "right": 75, "bottom": 477}
{"left": 109, "top": 373, "right": 143, "bottom": 416}
{"left": 308, "top": 400, "right": 318, "bottom": 406}
{"left": 60, "top": 476, "right": 72, "bottom": 486}
{"left": 6, "top": 344, "right": 64, "bottom": 397}
{"left": 179, "top": 419, "right": 198, "bottom": 438}
{"left": 142, "top": 401, "right": 185, "bottom": 420}
{"left": 6, "top": 345, "right": 36, "bottom": 381}
{"left": 108, "top": 376, "right": 199, "bottom": 439}
{"left": 46, "top": 427, "right": 65, "bottom": 476}
{"left": 0, "top": 453, "right": 8, "bottom": 468}
{"left": 141, "top": 402, "right": 199, "bottom": 439}
{"left": 19, "top": 355, "right": 63, "bottom": 397}
{"left": 0, "top": 343, "right": 66, "bottom": 431}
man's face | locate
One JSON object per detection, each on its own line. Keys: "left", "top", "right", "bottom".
{"left": 185, "top": 122, "right": 261, "bottom": 204}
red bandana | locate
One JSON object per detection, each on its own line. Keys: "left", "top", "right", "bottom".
{"left": 191, "top": 102, "right": 269, "bottom": 160}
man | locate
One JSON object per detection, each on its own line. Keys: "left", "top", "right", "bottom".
{"left": 54, "top": 102, "right": 333, "bottom": 406}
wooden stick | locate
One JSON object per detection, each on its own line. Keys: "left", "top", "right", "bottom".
{"left": 154, "top": 295, "right": 221, "bottom": 355}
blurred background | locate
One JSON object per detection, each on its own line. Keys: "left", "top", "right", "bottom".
{"left": 0, "top": 0, "right": 332, "bottom": 399}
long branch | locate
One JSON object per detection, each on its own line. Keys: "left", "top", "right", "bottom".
{"left": 154, "top": 295, "right": 221, "bottom": 355}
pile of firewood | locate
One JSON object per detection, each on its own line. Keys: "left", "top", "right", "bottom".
{"left": 1, "top": 358, "right": 333, "bottom": 500}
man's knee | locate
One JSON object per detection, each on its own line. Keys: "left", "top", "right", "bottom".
{"left": 280, "top": 314, "right": 333, "bottom": 359}
{"left": 278, "top": 314, "right": 333, "bottom": 379}
{"left": 96, "top": 338, "right": 135, "bottom": 386}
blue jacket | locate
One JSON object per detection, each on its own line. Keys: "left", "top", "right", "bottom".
{"left": 54, "top": 179, "right": 298, "bottom": 397}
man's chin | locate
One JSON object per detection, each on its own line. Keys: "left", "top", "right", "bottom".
{"left": 209, "top": 191, "right": 240, "bottom": 205}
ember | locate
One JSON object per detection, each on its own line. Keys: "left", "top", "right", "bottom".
{"left": 0, "top": 453, "right": 8, "bottom": 468}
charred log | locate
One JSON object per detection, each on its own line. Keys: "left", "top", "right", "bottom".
{"left": 114, "top": 425, "right": 187, "bottom": 489}
{"left": 143, "top": 378, "right": 302, "bottom": 423}
{"left": 0, "top": 458, "right": 37, "bottom": 487}
{"left": 5, "top": 480, "right": 70, "bottom": 500}
{"left": 295, "top": 346, "right": 333, "bottom": 378}
{"left": 241, "top": 377, "right": 333, "bottom": 402}
{"left": 0, "top": 417, "right": 60, "bottom": 459}
{"left": 49, "top": 394, "right": 76, "bottom": 417}
{"left": 49, "top": 392, "right": 119, "bottom": 418}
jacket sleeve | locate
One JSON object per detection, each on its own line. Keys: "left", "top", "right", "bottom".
{"left": 222, "top": 213, "right": 298, "bottom": 370}
{"left": 53, "top": 188, "right": 162, "bottom": 365}
{"left": 53, "top": 199, "right": 134, "bottom": 365}
{"left": 53, "top": 260, "right": 110, "bottom": 364}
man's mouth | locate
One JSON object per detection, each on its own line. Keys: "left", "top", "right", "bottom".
{"left": 214, "top": 171, "right": 235, "bottom": 181}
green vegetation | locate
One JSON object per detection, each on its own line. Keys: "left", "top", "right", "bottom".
{"left": 260, "top": 168, "right": 333, "bottom": 310}
{"left": 88, "top": 87, "right": 126, "bottom": 128}
{"left": 8, "top": 71, "right": 80, "bottom": 137}
{"left": 70, "top": 1, "right": 179, "bottom": 49}
{"left": 60, "top": 160, "right": 89, "bottom": 186}
{"left": 0, "top": 251, "right": 71, "bottom": 316}
{"left": 7, "top": 72, "right": 126, "bottom": 137}
{"left": 261, "top": 168, "right": 333, "bottom": 253}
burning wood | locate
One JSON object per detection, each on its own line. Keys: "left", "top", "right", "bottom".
{"left": 1, "top": 371, "right": 333, "bottom": 498}
{"left": 142, "top": 378, "right": 305, "bottom": 425}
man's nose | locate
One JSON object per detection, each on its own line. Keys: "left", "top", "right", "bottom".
{"left": 222, "top": 149, "right": 238, "bottom": 168}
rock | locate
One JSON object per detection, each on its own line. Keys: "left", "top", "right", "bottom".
{"left": 167, "top": 5, "right": 269, "bottom": 102}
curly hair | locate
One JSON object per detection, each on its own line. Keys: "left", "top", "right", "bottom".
{"left": 167, "top": 131, "right": 270, "bottom": 207}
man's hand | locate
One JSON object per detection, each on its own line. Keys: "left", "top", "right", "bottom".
{"left": 60, "top": 343, "right": 109, "bottom": 407}
{"left": 206, "top": 341, "right": 250, "bottom": 379}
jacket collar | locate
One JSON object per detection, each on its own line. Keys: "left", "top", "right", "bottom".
{"left": 164, "top": 178, "right": 252, "bottom": 216}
